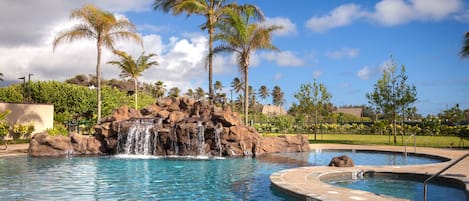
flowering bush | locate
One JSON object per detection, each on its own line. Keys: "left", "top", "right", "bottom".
{"left": 12, "top": 122, "right": 34, "bottom": 139}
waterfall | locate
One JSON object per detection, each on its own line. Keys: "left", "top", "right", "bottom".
{"left": 214, "top": 123, "right": 223, "bottom": 157}
{"left": 197, "top": 121, "right": 205, "bottom": 156}
{"left": 120, "top": 119, "right": 155, "bottom": 155}
{"left": 171, "top": 125, "right": 179, "bottom": 155}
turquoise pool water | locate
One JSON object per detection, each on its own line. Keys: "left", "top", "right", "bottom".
{"left": 325, "top": 174, "right": 468, "bottom": 201}
{"left": 0, "top": 150, "right": 446, "bottom": 201}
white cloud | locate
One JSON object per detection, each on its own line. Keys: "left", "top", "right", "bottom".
{"left": 306, "top": 4, "right": 363, "bottom": 33}
{"left": 264, "top": 17, "right": 297, "bottom": 36}
{"left": 306, "top": 0, "right": 463, "bottom": 33}
{"left": 261, "top": 51, "right": 305, "bottom": 67}
{"left": 273, "top": 73, "right": 283, "bottom": 81}
{"left": 313, "top": 71, "right": 323, "bottom": 78}
{"left": 357, "top": 66, "right": 372, "bottom": 80}
{"left": 325, "top": 48, "right": 360, "bottom": 59}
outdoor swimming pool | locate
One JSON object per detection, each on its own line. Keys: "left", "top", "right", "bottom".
{"left": 0, "top": 150, "right": 447, "bottom": 201}
{"left": 324, "top": 173, "right": 468, "bottom": 201}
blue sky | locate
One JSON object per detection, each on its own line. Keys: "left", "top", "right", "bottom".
{"left": 0, "top": 0, "right": 468, "bottom": 115}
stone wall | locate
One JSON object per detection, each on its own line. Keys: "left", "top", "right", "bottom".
{"left": 0, "top": 102, "right": 54, "bottom": 139}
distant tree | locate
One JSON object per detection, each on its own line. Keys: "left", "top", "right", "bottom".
{"left": 366, "top": 56, "right": 417, "bottom": 144}
{"left": 214, "top": 81, "right": 225, "bottom": 105}
{"left": 53, "top": 4, "right": 142, "bottom": 122}
{"left": 107, "top": 50, "right": 158, "bottom": 109}
{"left": 185, "top": 88, "right": 195, "bottom": 99}
{"left": 258, "top": 85, "right": 269, "bottom": 102}
{"left": 293, "top": 80, "right": 331, "bottom": 140}
{"left": 214, "top": 5, "right": 279, "bottom": 125}
{"left": 154, "top": 81, "right": 166, "bottom": 99}
{"left": 195, "top": 87, "right": 205, "bottom": 100}
{"left": 231, "top": 77, "right": 243, "bottom": 94}
{"left": 214, "top": 80, "right": 223, "bottom": 92}
{"left": 168, "top": 87, "right": 180, "bottom": 98}
{"left": 438, "top": 104, "right": 465, "bottom": 125}
{"left": 272, "top": 85, "right": 285, "bottom": 106}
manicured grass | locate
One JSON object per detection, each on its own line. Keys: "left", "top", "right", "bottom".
{"left": 262, "top": 133, "right": 469, "bottom": 148}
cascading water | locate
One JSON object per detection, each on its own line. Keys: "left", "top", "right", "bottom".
{"left": 123, "top": 119, "right": 154, "bottom": 155}
{"left": 197, "top": 121, "right": 205, "bottom": 156}
{"left": 214, "top": 123, "right": 223, "bottom": 157}
{"left": 171, "top": 125, "right": 179, "bottom": 155}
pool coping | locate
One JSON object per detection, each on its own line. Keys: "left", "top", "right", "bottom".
{"left": 270, "top": 144, "right": 469, "bottom": 201}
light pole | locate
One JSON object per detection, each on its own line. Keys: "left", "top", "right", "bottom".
{"left": 18, "top": 76, "right": 25, "bottom": 103}
{"left": 28, "top": 73, "right": 33, "bottom": 103}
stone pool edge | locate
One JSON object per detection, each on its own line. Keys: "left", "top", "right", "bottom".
{"left": 270, "top": 144, "right": 469, "bottom": 201}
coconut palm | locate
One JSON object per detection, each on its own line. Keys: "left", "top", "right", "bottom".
{"left": 258, "top": 85, "right": 269, "bottom": 102}
{"left": 153, "top": 0, "right": 262, "bottom": 103}
{"left": 272, "top": 85, "right": 285, "bottom": 106}
{"left": 107, "top": 50, "right": 158, "bottom": 109}
{"left": 169, "top": 87, "right": 181, "bottom": 98}
{"left": 460, "top": 32, "right": 469, "bottom": 58}
{"left": 230, "top": 77, "right": 243, "bottom": 94}
{"left": 214, "top": 80, "right": 223, "bottom": 93}
{"left": 214, "top": 7, "right": 281, "bottom": 124}
{"left": 53, "top": 4, "right": 142, "bottom": 122}
{"left": 186, "top": 88, "right": 196, "bottom": 99}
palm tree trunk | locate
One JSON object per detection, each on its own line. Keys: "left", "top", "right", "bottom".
{"left": 244, "top": 66, "right": 249, "bottom": 125}
{"left": 96, "top": 41, "right": 102, "bottom": 124}
{"left": 208, "top": 27, "right": 214, "bottom": 105}
{"left": 134, "top": 78, "right": 138, "bottom": 109}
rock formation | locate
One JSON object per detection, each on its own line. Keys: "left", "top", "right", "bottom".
{"left": 328, "top": 155, "right": 354, "bottom": 167}
{"left": 29, "top": 97, "right": 310, "bottom": 157}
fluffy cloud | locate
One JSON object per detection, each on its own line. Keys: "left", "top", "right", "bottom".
{"left": 325, "top": 48, "right": 360, "bottom": 59}
{"left": 260, "top": 51, "right": 305, "bottom": 67}
{"left": 263, "top": 17, "right": 297, "bottom": 36}
{"left": 313, "top": 71, "right": 323, "bottom": 78}
{"left": 357, "top": 66, "right": 372, "bottom": 80}
{"left": 0, "top": 0, "right": 152, "bottom": 46}
{"left": 306, "top": 0, "right": 463, "bottom": 33}
{"left": 306, "top": 4, "right": 363, "bottom": 33}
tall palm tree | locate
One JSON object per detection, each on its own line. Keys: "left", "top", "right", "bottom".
{"left": 53, "top": 4, "right": 142, "bottom": 122}
{"left": 153, "top": 0, "right": 262, "bottom": 104}
{"left": 460, "top": 32, "right": 469, "bottom": 58}
{"left": 107, "top": 50, "right": 158, "bottom": 109}
{"left": 185, "top": 88, "right": 195, "bottom": 99}
{"left": 258, "top": 85, "right": 269, "bottom": 102}
{"left": 214, "top": 7, "right": 281, "bottom": 125}
{"left": 214, "top": 80, "right": 223, "bottom": 92}
{"left": 272, "top": 85, "right": 285, "bottom": 106}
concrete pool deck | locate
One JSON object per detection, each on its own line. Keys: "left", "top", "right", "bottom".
{"left": 0, "top": 143, "right": 28, "bottom": 158}
{"left": 270, "top": 144, "right": 469, "bottom": 201}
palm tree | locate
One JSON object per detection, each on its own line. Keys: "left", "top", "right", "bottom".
{"left": 214, "top": 7, "right": 281, "bottom": 125}
{"left": 214, "top": 80, "right": 223, "bottom": 92}
{"left": 0, "top": 73, "right": 3, "bottom": 82}
{"left": 195, "top": 87, "right": 205, "bottom": 100}
{"left": 460, "top": 32, "right": 469, "bottom": 58}
{"left": 107, "top": 50, "right": 158, "bottom": 109}
{"left": 169, "top": 87, "right": 181, "bottom": 98}
{"left": 154, "top": 81, "right": 166, "bottom": 99}
{"left": 53, "top": 4, "right": 142, "bottom": 122}
{"left": 153, "top": 0, "right": 262, "bottom": 104}
{"left": 186, "top": 88, "right": 195, "bottom": 99}
{"left": 231, "top": 77, "right": 243, "bottom": 94}
{"left": 258, "top": 85, "right": 269, "bottom": 102}
{"left": 272, "top": 85, "right": 285, "bottom": 106}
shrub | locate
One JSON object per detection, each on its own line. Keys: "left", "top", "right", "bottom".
{"left": 46, "top": 122, "right": 68, "bottom": 136}
{"left": 12, "top": 122, "right": 34, "bottom": 139}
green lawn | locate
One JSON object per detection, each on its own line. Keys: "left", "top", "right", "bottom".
{"left": 263, "top": 133, "right": 469, "bottom": 148}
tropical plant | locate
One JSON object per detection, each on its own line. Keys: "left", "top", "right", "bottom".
{"left": 53, "top": 4, "right": 142, "bottom": 122}
{"left": 272, "top": 85, "right": 285, "bottom": 106}
{"left": 231, "top": 77, "right": 243, "bottom": 94}
{"left": 107, "top": 50, "right": 158, "bottom": 109}
{"left": 366, "top": 56, "right": 417, "bottom": 144}
{"left": 460, "top": 31, "right": 469, "bottom": 58}
{"left": 214, "top": 6, "right": 280, "bottom": 124}
{"left": 258, "top": 85, "right": 269, "bottom": 102}
{"left": 0, "top": 110, "right": 11, "bottom": 137}
{"left": 0, "top": 73, "right": 3, "bottom": 82}
{"left": 195, "top": 87, "right": 205, "bottom": 100}
{"left": 12, "top": 122, "right": 34, "bottom": 139}
{"left": 153, "top": 0, "right": 259, "bottom": 103}
{"left": 154, "top": 81, "right": 166, "bottom": 99}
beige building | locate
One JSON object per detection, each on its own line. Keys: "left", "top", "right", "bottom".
{"left": 262, "top": 105, "right": 287, "bottom": 115}
{"left": 0, "top": 102, "right": 54, "bottom": 139}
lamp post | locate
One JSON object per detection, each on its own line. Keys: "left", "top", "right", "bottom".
{"left": 18, "top": 76, "right": 25, "bottom": 103}
{"left": 28, "top": 73, "right": 33, "bottom": 103}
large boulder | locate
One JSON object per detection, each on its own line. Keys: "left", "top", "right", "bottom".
{"left": 328, "top": 155, "right": 354, "bottom": 167}
{"left": 258, "top": 135, "right": 309, "bottom": 154}
{"left": 29, "top": 132, "right": 106, "bottom": 157}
